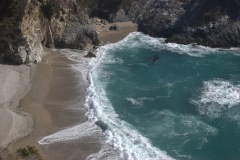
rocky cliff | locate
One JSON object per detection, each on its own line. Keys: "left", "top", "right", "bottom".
{"left": 0, "top": 0, "right": 46, "bottom": 64}
{"left": 81, "top": 0, "right": 240, "bottom": 48}
{"left": 126, "top": 0, "right": 240, "bottom": 48}
{"left": 0, "top": 0, "right": 99, "bottom": 64}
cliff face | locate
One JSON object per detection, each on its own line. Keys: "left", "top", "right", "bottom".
{"left": 86, "top": 0, "right": 240, "bottom": 48}
{"left": 0, "top": 0, "right": 99, "bottom": 64}
{"left": 48, "top": 0, "right": 99, "bottom": 49}
{"left": 0, "top": 0, "right": 46, "bottom": 64}
{"left": 127, "top": 0, "right": 240, "bottom": 48}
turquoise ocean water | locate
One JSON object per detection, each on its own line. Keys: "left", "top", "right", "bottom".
{"left": 87, "top": 32, "right": 240, "bottom": 160}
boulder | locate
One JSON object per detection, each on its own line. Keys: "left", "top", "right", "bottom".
{"left": 109, "top": 24, "right": 120, "bottom": 31}
{"left": 84, "top": 51, "right": 96, "bottom": 58}
{"left": 95, "top": 120, "right": 108, "bottom": 132}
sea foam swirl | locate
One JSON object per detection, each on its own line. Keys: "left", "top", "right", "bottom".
{"left": 192, "top": 80, "right": 240, "bottom": 118}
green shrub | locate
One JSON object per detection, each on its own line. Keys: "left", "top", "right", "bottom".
{"left": 16, "top": 146, "right": 42, "bottom": 160}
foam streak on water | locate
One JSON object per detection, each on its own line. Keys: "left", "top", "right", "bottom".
{"left": 192, "top": 80, "right": 240, "bottom": 118}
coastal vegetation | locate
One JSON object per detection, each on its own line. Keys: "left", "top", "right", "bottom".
{"left": 16, "top": 146, "right": 42, "bottom": 160}
{"left": 0, "top": 146, "right": 42, "bottom": 160}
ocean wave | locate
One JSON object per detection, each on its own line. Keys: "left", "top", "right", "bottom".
{"left": 85, "top": 32, "right": 236, "bottom": 159}
{"left": 108, "top": 32, "right": 240, "bottom": 57}
{"left": 192, "top": 79, "right": 240, "bottom": 118}
{"left": 85, "top": 42, "right": 175, "bottom": 160}
{"left": 38, "top": 122, "right": 101, "bottom": 145}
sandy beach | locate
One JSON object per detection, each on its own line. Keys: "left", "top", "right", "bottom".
{"left": 95, "top": 21, "right": 138, "bottom": 44}
{"left": 0, "top": 21, "right": 137, "bottom": 159}
{"left": 0, "top": 64, "right": 33, "bottom": 148}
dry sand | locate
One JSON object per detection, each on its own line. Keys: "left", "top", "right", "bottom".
{"left": 95, "top": 21, "right": 138, "bottom": 44}
{"left": 0, "top": 21, "right": 138, "bottom": 159}
{"left": 0, "top": 64, "right": 33, "bottom": 148}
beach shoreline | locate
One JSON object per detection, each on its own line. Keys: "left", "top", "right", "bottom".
{"left": 0, "top": 21, "right": 137, "bottom": 159}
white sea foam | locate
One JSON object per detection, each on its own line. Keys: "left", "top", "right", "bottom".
{"left": 192, "top": 80, "right": 240, "bottom": 118}
{"left": 146, "top": 109, "right": 217, "bottom": 154}
{"left": 60, "top": 49, "right": 90, "bottom": 83}
{"left": 38, "top": 122, "right": 101, "bottom": 145}
{"left": 126, "top": 96, "right": 170, "bottom": 107}
{"left": 111, "top": 32, "right": 240, "bottom": 57}
{"left": 126, "top": 97, "right": 144, "bottom": 107}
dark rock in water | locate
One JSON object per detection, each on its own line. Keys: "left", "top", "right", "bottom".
{"left": 84, "top": 52, "right": 96, "bottom": 58}
{"left": 93, "top": 45, "right": 99, "bottom": 49}
{"left": 151, "top": 55, "right": 159, "bottom": 63}
{"left": 109, "top": 24, "right": 120, "bottom": 31}
{"left": 95, "top": 120, "right": 108, "bottom": 132}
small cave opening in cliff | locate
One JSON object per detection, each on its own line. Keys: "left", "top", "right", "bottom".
{"left": 89, "top": 0, "right": 122, "bottom": 21}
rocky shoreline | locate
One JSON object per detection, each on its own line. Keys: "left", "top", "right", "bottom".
{"left": 1, "top": 0, "right": 240, "bottom": 65}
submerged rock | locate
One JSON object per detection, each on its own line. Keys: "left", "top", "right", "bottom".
{"left": 95, "top": 120, "right": 108, "bottom": 132}
{"left": 151, "top": 55, "right": 159, "bottom": 63}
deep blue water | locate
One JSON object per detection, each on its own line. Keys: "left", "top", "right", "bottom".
{"left": 89, "top": 32, "right": 240, "bottom": 160}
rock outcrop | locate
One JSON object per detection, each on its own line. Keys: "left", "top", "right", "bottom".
{"left": 84, "top": 51, "right": 96, "bottom": 58}
{"left": 49, "top": 0, "right": 99, "bottom": 50}
{"left": 92, "top": 0, "right": 240, "bottom": 48}
{"left": 126, "top": 0, "right": 240, "bottom": 48}
{"left": 0, "top": 0, "right": 99, "bottom": 64}
{"left": 0, "top": 0, "right": 46, "bottom": 64}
